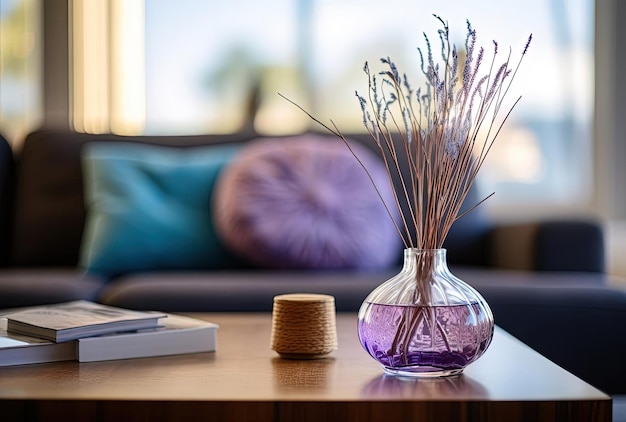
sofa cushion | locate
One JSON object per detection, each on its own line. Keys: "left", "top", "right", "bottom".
{"left": 212, "top": 134, "right": 402, "bottom": 270}
{"left": 80, "top": 142, "right": 242, "bottom": 278}
{"left": 97, "top": 270, "right": 391, "bottom": 313}
{"left": 0, "top": 134, "right": 15, "bottom": 267}
{"left": 96, "top": 267, "right": 614, "bottom": 312}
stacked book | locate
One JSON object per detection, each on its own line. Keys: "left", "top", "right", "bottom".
{"left": 0, "top": 300, "right": 217, "bottom": 366}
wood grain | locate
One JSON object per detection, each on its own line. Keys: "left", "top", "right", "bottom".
{"left": 0, "top": 313, "right": 611, "bottom": 421}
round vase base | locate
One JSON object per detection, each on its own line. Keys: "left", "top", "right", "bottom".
{"left": 383, "top": 366, "right": 464, "bottom": 378}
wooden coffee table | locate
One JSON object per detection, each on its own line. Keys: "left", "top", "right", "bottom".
{"left": 0, "top": 313, "right": 611, "bottom": 421}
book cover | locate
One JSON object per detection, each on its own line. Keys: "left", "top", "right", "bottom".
{"left": 0, "top": 318, "right": 77, "bottom": 366}
{"left": 5, "top": 300, "right": 166, "bottom": 342}
{"left": 78, "top": 313, "right": 218, "bottom": 362}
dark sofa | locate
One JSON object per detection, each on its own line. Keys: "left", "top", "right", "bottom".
{"left": 0, "top": 129, "right": 625, "bottom": 395}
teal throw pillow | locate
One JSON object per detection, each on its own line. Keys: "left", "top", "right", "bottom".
{"left": 80, "top": 142, "right": 241, "bottom": 277}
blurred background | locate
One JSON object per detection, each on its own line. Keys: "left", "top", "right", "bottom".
{"left": 3, "top": 0, "right": 626, "bottom": 280}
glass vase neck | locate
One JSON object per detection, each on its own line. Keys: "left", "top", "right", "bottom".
{"left": 402, "top": 248, "right": 448, "bottom": 273}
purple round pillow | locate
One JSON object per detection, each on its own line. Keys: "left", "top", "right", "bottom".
{"left": 212, "top": 134, "right": 401, "bottom": 270}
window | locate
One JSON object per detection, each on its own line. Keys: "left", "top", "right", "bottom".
{"left": 69, "top": 0, "right": 594, "bottom": 215}
{"left": 145, "top": 0, "right": 304, "bottom": 135}
{"left": 0, "top": 0, "right": 42, "bottom": 147}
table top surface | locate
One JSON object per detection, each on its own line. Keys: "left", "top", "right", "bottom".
{"left": 0, "top": 313, "right": 610, "bottom": 403}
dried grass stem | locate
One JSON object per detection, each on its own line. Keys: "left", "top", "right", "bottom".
{"left": 281, "top": 15, "right": 531, "bottom": 251}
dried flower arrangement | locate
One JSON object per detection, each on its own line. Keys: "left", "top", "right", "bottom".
{"left": 282, "top": 15, "right": 532, "bottom": 250}
{"left": 282, "top": 15, "right": 532, "bottom": 375}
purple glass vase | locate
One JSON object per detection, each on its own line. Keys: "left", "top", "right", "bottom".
{"left": 358, "top": 248, "right": 494, "bottom": 377}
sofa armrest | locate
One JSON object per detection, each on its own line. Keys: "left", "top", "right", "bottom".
{"left": 475, "top": 282, "right": 626, "bottom": 394}
{"left": 488, "top": 219, "right": 605, "bottom": 272}
{"left": 0, "top": 134, "right": 15, "bottom": 267}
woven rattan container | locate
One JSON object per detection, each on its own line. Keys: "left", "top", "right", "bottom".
{"left": 270, "top": 293, "right": 338, "bottom": 359}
